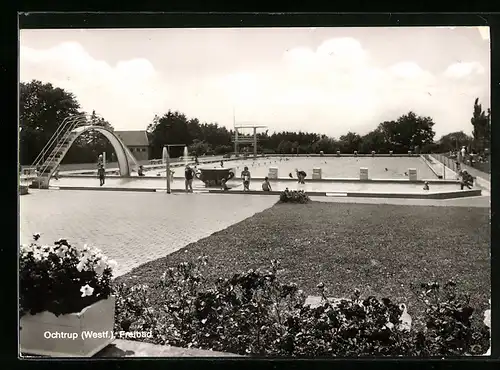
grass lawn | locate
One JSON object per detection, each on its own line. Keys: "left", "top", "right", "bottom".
{"left": 117, "top": 201, "right": 490, "bottom": 323}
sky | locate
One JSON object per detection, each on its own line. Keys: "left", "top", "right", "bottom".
{"left": 19, "top": 27, "right": 490, "bottom": 139}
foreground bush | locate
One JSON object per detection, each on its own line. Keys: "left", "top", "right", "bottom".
{"left": 279, "top": 189, "right": 310, "bottom": 204}
{"left": 113, "top": 258, "right": 489, "bottom": 357}
{"left": 20, "top": 235, "right": 116, "bottom": 317}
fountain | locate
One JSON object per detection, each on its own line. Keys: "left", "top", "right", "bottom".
{"left": 195, "top": 167, "right": 235, "bottom": 187}
{"left": 183, "top": 146, "right": 189, "bottom": 167}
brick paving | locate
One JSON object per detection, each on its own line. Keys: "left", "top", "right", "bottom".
{"left": 20, "top": 190, "right": 276, "bottom": 277}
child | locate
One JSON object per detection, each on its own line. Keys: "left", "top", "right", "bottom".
{"left": 262, "top": 177, "right": 272, "bottom": 191}
{"left": 423, "top": 181, "right": 429, "bottom": 191}
{"left": 97, "top": 164, "right": 105, "bottom": 186}
{"left": 241, "top": 166, "right": 251, "bottom": 191}
{"left": 185, "top": 165, "right": 194, "bottom": 193}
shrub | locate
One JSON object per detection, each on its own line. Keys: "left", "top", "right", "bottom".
{"left": 279, "top": 189, "right": 310, "bottom": 204}
{"left": 113, "top": 258, "right": 489, "bottom": 357}
{"left": 19, "top": 235, "right": 117, "bottom": 317}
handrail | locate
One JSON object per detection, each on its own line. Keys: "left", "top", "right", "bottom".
{"left": 38, "top": 115, "right": 88, "bottom": 177}
{"left": 30, "top": 115, "right": 74, "bottom": 169}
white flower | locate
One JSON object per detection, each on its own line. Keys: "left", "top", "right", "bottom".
{"left": 76, "top": 259, "right": 87, "bottom": 272}
{"left": 107, "top": 259, "right": 118, "bottom": 270}
{"left": 94, "top": 259, "right": 107, "bottom": 275}
{"left": 80, "top": 284, "right": 94, "bottom": 297}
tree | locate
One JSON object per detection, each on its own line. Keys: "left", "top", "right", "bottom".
{"left": 147, "top": 110, "right": 192, "bottom": 159}
{"left": 312, "top": 137, "right": 337, "bottom": 153}
{"left": 471, "top": 98, "right": 490, "bottom": 152}
{"left": 277, "top": 140, "right": 293, "bottom": 154}
{"left": 360, "top": 129, "right": 388, "bottom": 153}
{"left": 378, "top": 112, "right": 435, "bottom": 153}
{"left": 188, "top": 139, "right": 211, "bottom": 156}
{"left": 19, "top": 80, "right": 81, "bottom": 165}
{"left": 338, "top": 132, "right": 362, "bottom": 153}
{"left": 63, "top": 110, "right": 115, "bottom": 164}
{"left": 437, "top": 131, "right": 473, "bottom": 153}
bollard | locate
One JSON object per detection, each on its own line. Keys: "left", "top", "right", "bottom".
{"left": 389, "top": 151, "right": 393, "bottom": 156}
{"left": 408, "top": 168, "right": 417, "bottom": 181}
{"left": 371, "top": 151, "right": 375, "bottom": 157}
{"left": 408, "top": 150, "right": 412, "bottom": 157}
{"left": 359, "top": 167, "right": 369, "bottom": 180}
{"left": 337, "top": 150, "right": 341, "bottom": 157}
{"left": 268, "top": 167, "right": 278, "bottom": 180}
{"left": 312, "top": 168, "right": 322, "bottom": 180}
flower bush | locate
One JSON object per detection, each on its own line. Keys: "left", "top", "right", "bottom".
{"left": 19, "top": 234, "right": 117, "bottom": 317}
{"left": 114, "top": 257, "right": 489, "bottom": 356}
{"left": 279, "top": 189, "right": 310, "bottom": 204}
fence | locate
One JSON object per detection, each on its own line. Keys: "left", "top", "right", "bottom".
{"left": 431, "top": 153, "right": 461, "bottom": 174}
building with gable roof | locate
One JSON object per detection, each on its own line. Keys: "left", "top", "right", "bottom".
{"left": 114, "top": 130, "right": 150, "bottom": 161}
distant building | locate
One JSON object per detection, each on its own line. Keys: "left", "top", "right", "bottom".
{"left": 114, "top": 131, "right": 150, "bottom": 161}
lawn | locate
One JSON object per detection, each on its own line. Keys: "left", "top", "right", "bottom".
{"left": 117, "top": 201, "right": 491, "bottom": 323}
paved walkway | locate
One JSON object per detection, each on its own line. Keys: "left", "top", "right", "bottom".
{"left": 20, "top": 190, "right": 276, "bottom": 277}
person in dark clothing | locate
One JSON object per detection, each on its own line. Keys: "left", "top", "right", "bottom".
{"left": 423, "top": 181, "right": 429, "bottom": 191}
{"left": 138, "top": 165, "right": 145, "bottom": 176}
{"left": 262, "top": 177, "right": 272, "bottom": 191}
{"left": 185, "top": 165, "right": 194, "bottom": 193}
{"left": 220, "top": 160, "right": 224, "bottom": 168}
{"left": 296, "top": 169, "right": 306, "bottom": 184}
{"left": 459, "top": 170, "right": 473, "bottom": 190}
{"left": 97, "top": 165, "right": 105, "bottom": 186}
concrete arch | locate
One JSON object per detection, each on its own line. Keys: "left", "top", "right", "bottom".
{"left": 69, "top": 126, "right": 133, "bottom": 176}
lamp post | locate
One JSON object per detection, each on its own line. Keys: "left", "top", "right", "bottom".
{"left": 162, "top": 145, "right": 171, "bottom": 194}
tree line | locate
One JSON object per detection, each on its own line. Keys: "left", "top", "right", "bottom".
{"left": 19, "top": 79, "right": 491, "bottom": 165}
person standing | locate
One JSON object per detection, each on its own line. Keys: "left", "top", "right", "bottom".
{"left": 184, "top": 165, "right": 194, "bottom": 193}
{"left": 241, "top": 166, "right": 251, "bottom": 191}
{"left": 98, "top": 164, "right": 105, "bottom": 186}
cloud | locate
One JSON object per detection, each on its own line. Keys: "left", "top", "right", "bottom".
{"left": 20, "top": 42, "right": 168, "bottom": 129}
{"left": 20, "top": 36, "right": 489, "bottom": 139}
{"left": 210, "top": 38, "right": 444, "bottom": 134}
{"left": 444, "top": 61, "right": 485, "bottom": 79}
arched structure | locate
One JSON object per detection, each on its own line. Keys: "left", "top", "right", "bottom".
{"left": 33, "top": 125, "right": 139, "bottom": 189}
{"left": 70, "top": 126, "right": 137, "bottom": 176}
